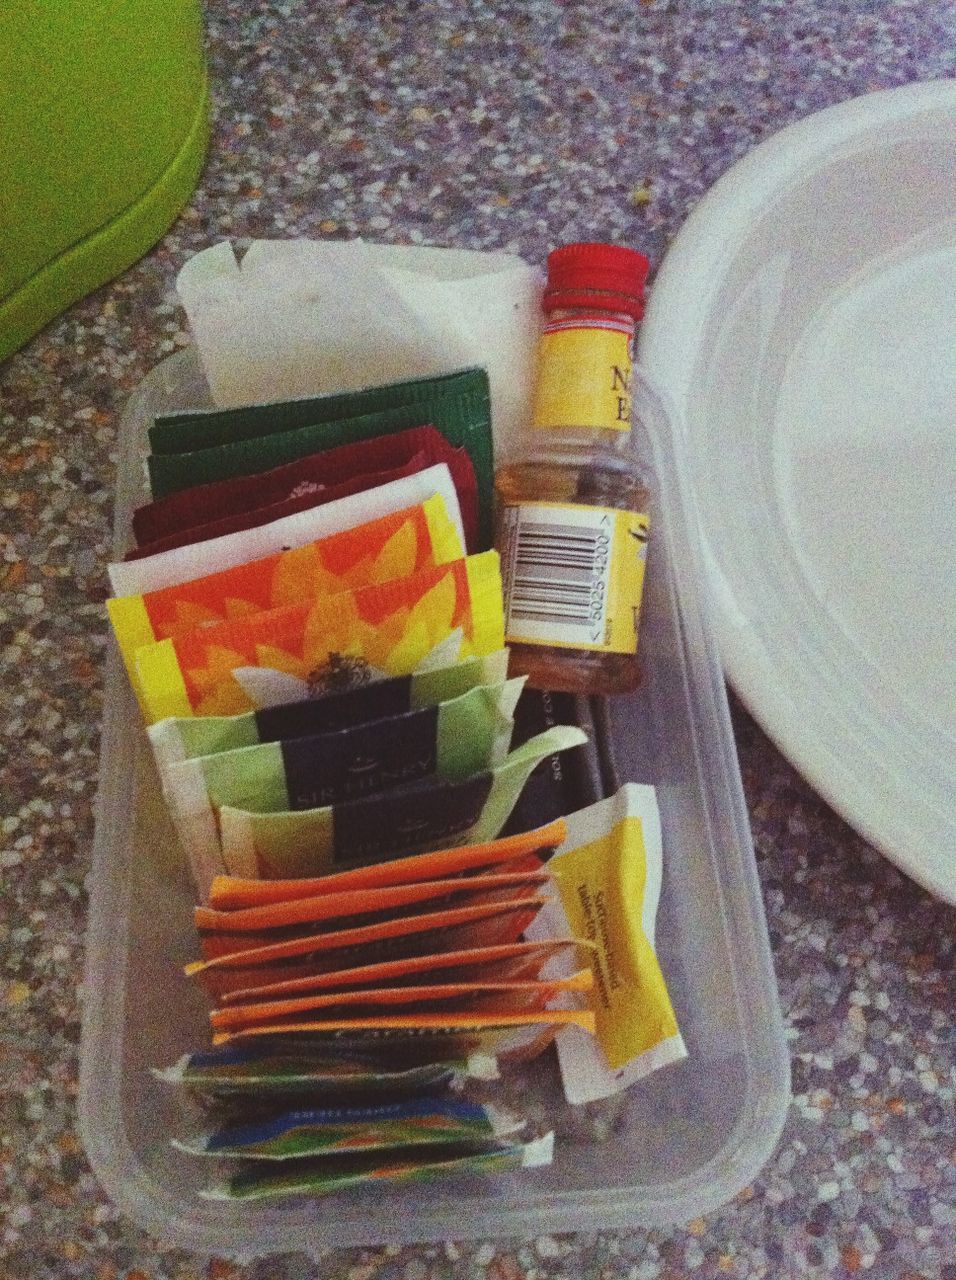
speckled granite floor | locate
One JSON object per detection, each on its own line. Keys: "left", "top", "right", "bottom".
{"left": 1, "top": 2, "right": 954, "bottom": 1278}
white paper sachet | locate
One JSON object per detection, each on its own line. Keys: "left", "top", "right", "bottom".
{"left": 109, "top": 463, "right": 463, "bottom": 596}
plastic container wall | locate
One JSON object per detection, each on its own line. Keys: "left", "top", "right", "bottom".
{"left": 79, "top": 350, "right": 789, "bottom": 1255}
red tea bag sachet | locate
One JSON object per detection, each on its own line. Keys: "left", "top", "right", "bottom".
{"left": 131, "top": 426, "right": 479, "bottom": 553}
{"left": 127, "top": 459, "right": 428, "bottom": 560}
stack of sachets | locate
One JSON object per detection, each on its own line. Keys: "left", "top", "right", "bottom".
{"left": 148, "top": 787, "right": 687, "bottom": 1202}
{"left": 106, "top": 368, "right": 602, "bottom": 1198}
{"left": 141, "top": 367, "right": 494, "bottom": 546}
{"left": 162, "top": 821, "right": 593, "bottom": 1201}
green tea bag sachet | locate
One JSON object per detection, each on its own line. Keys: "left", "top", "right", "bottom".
{"left": 150, "top": 368, "right": 485, "bottom": 455}
{"left": 173, "top": 1097, "right": 525, "bottom": 1160}
{"left": 153, "top": 1043, "right": 498, "bottom": 1098}
{"left": 164, "top": 680, "right": 526, "bottom": 886}
{"left": 219, "top": 726, "right": 587, "bottom": 879}
{"left": 147, "top": 649, "right": 510, "bottom": 776}
{"left": 199, "top": 1132, "right": 555, "bottom": 1201}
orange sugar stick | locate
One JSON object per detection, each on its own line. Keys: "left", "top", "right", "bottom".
{"left": 195, "top": 906, "right": 550, "bottom": 1002}
{"left": 196, "top": 868, "right": 550, "bottom": 935}
{"left": 220, "top": 938, "right": 592, "bottom": 1005}
{"left": 207, "top": 819, "right": 567, "bottom": 910}
{"left": 186, "top": 898, "right": 548, "bottom": 975}
{"left": 197, "top": 879, "right": 546, "bottom": 962}
{"left": 211, "top": 969, "right": 594, "bottom": 1031}
{"left": 213, "top": 1007, "right": 597, "bottom": 1046}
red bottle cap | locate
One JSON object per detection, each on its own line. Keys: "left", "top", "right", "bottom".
{"left": 543, "top": 242, "right": 650, "bottom": 319}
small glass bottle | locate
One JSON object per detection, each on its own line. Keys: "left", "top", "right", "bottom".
{"left": 495, "top": 242, "right": 652, "bottom": 695}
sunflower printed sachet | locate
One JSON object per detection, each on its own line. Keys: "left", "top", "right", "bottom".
{"left": 133, "top": 552, "right": 505, "bottom": 724}
{"left": 108, "top": 495, "right": 462, "bottom": 700}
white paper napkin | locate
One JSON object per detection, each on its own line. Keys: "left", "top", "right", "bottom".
{"left": 176, "top": 239, "right": 544, "bottom": 459}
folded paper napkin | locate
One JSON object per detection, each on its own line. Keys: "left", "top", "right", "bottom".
{"left": 176, "top": 239, "right": 544, "bottom": 460}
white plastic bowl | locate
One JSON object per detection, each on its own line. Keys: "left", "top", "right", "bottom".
{"left": 639, "top": 80, "right": 956, "bottom": 903}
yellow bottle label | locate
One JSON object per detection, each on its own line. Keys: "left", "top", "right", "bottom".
{"left": 531, "top": 317, "right": 633, "bottom": 432}
{"left": 501, "top": 501, "right": 649, "bottom": 653}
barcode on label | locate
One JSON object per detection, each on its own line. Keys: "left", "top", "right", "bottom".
{"left": 503, "top": 503, "right": 614, "bottom": 648}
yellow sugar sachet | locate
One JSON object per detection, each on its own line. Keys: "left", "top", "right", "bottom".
{"left": 526, "top": 783, "right": 686, "bottom": 1103}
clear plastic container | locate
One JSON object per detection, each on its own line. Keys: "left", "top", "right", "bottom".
{"left": 79, "top": 349, "right": 789, "bottom": 1256}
